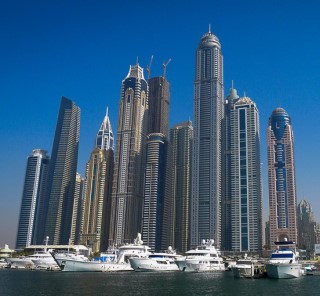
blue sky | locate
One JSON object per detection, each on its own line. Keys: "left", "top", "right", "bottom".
{"left": 1, "top": 0, "right": 320, "bottom": 248}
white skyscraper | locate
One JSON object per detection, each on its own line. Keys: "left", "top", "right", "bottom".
{"left": 96, "top": 107, "right": 114, "bottom": 151}
{"left": 191, "top": 28, "right": 224, "bottom": 248}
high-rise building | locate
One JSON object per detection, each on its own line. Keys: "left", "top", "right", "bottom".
{"left": 70, "top": 173, "right": 84, "bottom": 245}
{"left": 191, "top": 29, "right": 224, "bottom": 248}
{"left": 267, "top": 108, "right": 298, "bottom": 245}
{"left": 80, "top": 148, "right": 114, "bottom": 252}
{"left": 297, "top": 199, "right": 316, "bottom": 253}
{"left": 170, "top": 121, "right": 193, "bottom": 253}
{"left": 222, "top": 87, "right": 239, "bottom": 251}
{"left": 224, "top": 94, "right": 263, "bottom": 252}
{"left": 110, "top": 63, "right": 148, "bottom": 245}
{"left": 147, "top": 77, "right": 170, "bottom": 137}
{"left": 44, "top": 96, "right": 80, "bottom": 245}
{"left": 16, "top": 149, "right": 50, "bottom": 248}
{"left": 80, "top": 109, "right": 114, "bottom": 252}
{"left": 96, "top": 107, "right": 114, "bottom": 150}
{"left": 142, "top": 133, "right": 168, "bottom": 252}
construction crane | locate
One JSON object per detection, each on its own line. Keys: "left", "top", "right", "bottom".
{"left": 162, "top": 58, "right": 171, "bottom": 79}
{"left": 146, "top": 55, "right": 153, "bottom": 80}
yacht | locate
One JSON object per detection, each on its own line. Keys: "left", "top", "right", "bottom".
{"left": 231, "top": 254, "right": 264, "bottom": 278}
{"left": 266, "top": 239, "right": 302, "bottom": 279}
{"left": 129, "top": 246, "right": 182, "bottom": 272}
{"left": 56, "top": 233, "right": 150, "bottom": 272}
{"left": 175, "top": 239, "right": 225, "bottom": 272}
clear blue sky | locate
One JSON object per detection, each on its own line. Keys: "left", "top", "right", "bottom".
{"left": 1, "top": 0, "right": 320, "bottom": 248}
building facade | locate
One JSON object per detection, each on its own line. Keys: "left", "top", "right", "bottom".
{"left": 191, "top": 29, "right": 224, "bottom": 248}
{"left": 80, "top": 148, "right": 114, "bottom": 252}
{"left": 170, "top": 121, "right": 193, "bottom": 253}
{"left": 142, "top": 133, "right": 168, "bottom": 252}
{"left": 147, "top": 76, "right": 170, "bottom": 137}
{"left": 297, "top": 199, "right": 316, "bottom": 253}
{"left": 16, "top": 149, "right": 50, "bottom": 248}
{"left": 44, "top": 96, "right": 80, "bottom": 245}
{"left": 228, "top": 96, "right": 263, "bottom": 252}
{"left": 267, "top": 108, "right": 298, "bottom": 245}
{"left": 110, "top": 64, "right": 148, "bottom": 245}
{"left": 70, "top": 173, "right": 84, "bottom": 245}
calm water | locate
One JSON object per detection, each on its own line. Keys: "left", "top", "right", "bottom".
{"left": 1, "top": 269, "right": 319, "bottom": 296}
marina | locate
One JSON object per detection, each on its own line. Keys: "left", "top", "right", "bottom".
{"left": 1, "top": 268, "right": 320, "bottom": 296}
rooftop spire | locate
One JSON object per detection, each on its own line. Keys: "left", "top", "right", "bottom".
{"left": 208, "top": 24, "right": 211, "bottom": 33}
{"left": 95, "top": 106, "right": 114, "bottom": 151}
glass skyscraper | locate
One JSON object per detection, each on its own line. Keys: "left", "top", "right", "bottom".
{"left": 110, "top": 64, "right": 148, "bottom": 245}
{"left": 44, "top": 96, "right": 80, "bottom": 245}
{"left": 224, "top": 93, "right": 263, "bottom": 251}
{"left": 191, "top": 29, "right": 224, "bottom": 248}
{"left": 267, "top": 107, "right": 298, "bottom": 244}
{"left": 81, "top": 109, "right": 114, "bottom": 252}
{"left": 170, "top": 121, "right": 193, "bottom": 253}
{"left": 16, "top": 149, "right": 50, "bottom": 248}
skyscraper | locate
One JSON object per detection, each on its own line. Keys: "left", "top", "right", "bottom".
{"left": 16, "top": 149, "right": 50, "bottom": 248}
{"left": 221, "top": 87, "right": 239, "bottom": 250}
{"left": 70, "top": 173, "right": 84, "bottom": 244}
{"left": 142, "top": 133, "right": 168, "bottom": 252}
{"left": 191, "top": 29, "right": 224, "bottom": 248}
{"left": 44, "top": 96, "right": 80, "bottom": 245}
{"left": 80, "top": 148, "right": 114, "bottom": 252}
{"left": 147, "top": 76, "right": 170, "bottom": 137}
{"left": 170, "top": 121, "right": 193, "bottom": 253}
{"left": 110, "top": 63, "right": 148, "bottom": 245}
{"left": 267, "top": 108, "right": 298, "bottom": 244}
{"left": 96, "top": 107, "right": 114, "bottom": 150}
{"left": 80, "top": 109, "right": 114, "bottom": 252}
{"left": 297, "top": 199, "right": 316, "bottom": 253}
{"left": 224, "top": 94, "right": 263, "bottom": 252}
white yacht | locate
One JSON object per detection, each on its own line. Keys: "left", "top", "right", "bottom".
{"left": 266, "top": 239, "right": 302, "bottom": 279}
{"left": 175, "top": 239, "right": 225, "bottom": 272}
{"left": 56, "top": 233, "right": 150, "bottom": 272}
{"left": 231, "top": 254, "right": 264, "bottom": 278}
{"left": 129, "top": 246, "right": 182, "bottom": 272}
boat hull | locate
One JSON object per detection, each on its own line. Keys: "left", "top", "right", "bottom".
{"left": 129, "top": 258, "right": 179, "bottom": 272}
{"left": 231, "top": 265, "right": 253, "bottom": 278}
{"left": 266, "top": 263, "right": 302, "bottom": 279}
{"left": 175, "top": 258, "right": 225, "bottom": 272}
{"left": 59, "top": 259, "right": 133, "bottom": 272}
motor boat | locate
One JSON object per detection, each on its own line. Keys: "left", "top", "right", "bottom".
{"left": 175, "top": 239, "right": 225, "bottom": 272}
{"left": 266, "top": 239, "right": 302, "bottom": 279}
{"left": 55, "top": 233, "right": 150, "bottom": 272}
{"left": 129, "top": 246, "right": 182, "bottom": 272}
{"left": 231, "top": 254, "right": 264, "bottom": 278}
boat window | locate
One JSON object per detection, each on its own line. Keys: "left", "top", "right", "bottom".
{"left": 271, "top": 253, "right": 293, "bottom": 259}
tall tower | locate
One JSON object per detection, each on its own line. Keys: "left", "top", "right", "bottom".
{"left": 147, "top": 76, "right": 170, "bottom": 137}
{"left": 228, "top": 96, "right": 263, "bottom": 252}
{"left": 70, "top": 173, "right": 84, "bottom": 244}
{"left": 297, "top": 199, "right": 316, "bottom": 253}
{"left": 170, "top": 121, "right": 193, "bottom": 253}
{"left": 44, "top": 96, "right": 80, "bottom": 245}
{"left": 191, "top": 28, "right": 224, "bottom": 248}
{"left": 142, "top": 133, "right": 168, "bottom": 252}
{"left": 110, "top": 63, "right": 148, "bottom": 245}
{"left": 267, "top": 108, "right": 298, "bottom": 244}
{"left": 16, "top": 149, "right": 50, "bottom": 248}
{"left": 222, "top": 87, "right": 239, "bottom": 251}
{"left": 96, "top": 107, "right": 114, "bottom": 150}
{"left": 80, "top": 109, "right": 114, "bottom": 252}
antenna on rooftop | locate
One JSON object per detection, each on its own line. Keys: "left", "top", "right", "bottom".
{"left": 209, "top": 24, "right": 211, "bottom": 33}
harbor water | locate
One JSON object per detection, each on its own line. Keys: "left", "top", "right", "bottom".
{"left": 1, "top": 269, "right": 319, "bottom": 296}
